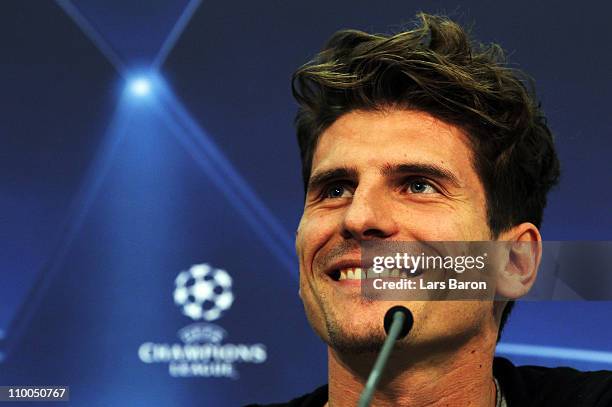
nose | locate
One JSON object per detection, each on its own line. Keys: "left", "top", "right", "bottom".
{"left": 341, "top": 186, "right": 398, "bottom": 241}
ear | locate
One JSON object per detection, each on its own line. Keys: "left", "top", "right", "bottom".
{"left": 495, "top": 223, "right": 542, "bottom": 299}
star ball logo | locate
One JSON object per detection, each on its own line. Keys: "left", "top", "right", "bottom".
{"left": 173, "top": 264, "right": 234, "bottom": 322}
{"left": 138, "top": 263, "right": 267, "bottom": 378}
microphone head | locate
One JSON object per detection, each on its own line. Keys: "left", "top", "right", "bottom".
{"left": 384, "top": 306, "right": 414, "bottom": 339}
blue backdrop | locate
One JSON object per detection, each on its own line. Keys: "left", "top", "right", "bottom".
{"left": 1, "top": 1, "right": 611, "bottom": 405}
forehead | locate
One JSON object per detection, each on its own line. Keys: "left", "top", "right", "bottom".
{"left": 311, "top": 109, "right": 476, "bottom": 177}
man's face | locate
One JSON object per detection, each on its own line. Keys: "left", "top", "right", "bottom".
{"left": 296, "top": 108, "right": 497, "bottom": 353}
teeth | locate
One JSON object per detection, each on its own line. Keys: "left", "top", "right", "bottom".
{"left": 338, "top": 267, "right": 366, "bottom": 280}
{"left": 359, "top": 268, "right": 406, "bottom": 279}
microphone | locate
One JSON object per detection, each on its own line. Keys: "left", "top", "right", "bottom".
{"left": 358, "top": 306, "right": 413, "bottom": 407}
{"left": 384, "top": 306, "right": 413, "bottom": 339}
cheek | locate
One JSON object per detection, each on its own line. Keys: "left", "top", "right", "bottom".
{"left": 402, "top": 207, "right": 488, "bottom": 241}
{"left": 296, "top": 211, "right": 339, "bottom": 267}
{"left": 395, "top": 209, "right": 460, "bottom": 240}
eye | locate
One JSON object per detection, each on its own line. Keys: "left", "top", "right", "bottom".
{"left": 405, "top": 179, "right": 437, "bottom": 194}
{"left": 324, "top": 183, "right": 353, "bottom": 199}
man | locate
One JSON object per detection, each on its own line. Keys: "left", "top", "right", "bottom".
{"left": 249, "top": 13, "right": 611, "bottom": 407}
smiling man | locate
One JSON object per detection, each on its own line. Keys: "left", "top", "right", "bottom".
{"left": 248, "top": 13, "right": 612, "bottom": 407}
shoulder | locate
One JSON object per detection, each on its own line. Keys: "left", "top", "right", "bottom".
{"left": 494, "top": 356, "right": 612, "bottom": 406}
{"left": 244, "top": 384, "right": 328, "bottom": 407}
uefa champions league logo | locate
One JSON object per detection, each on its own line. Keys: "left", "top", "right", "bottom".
{"left": 173, "top": 263, "right": 234, "bottom": 322}
{"left": 138, "top": 262, "right": 267, "bottom": 378}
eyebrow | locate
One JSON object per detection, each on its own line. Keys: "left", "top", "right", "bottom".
{"left": 307, "top": 167, "right": 358, "bottom": 193}
{"left": 308, "top": 163, "right": 461, "bottom": 194}
{"left": 381, "top": 163, "right": 461, "bottom": 187}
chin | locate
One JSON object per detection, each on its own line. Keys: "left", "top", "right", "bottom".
{"left": 320, "top": 309, "right": 386, "bottom": 354}
{"left": 327, "top": 322, "right": 386, "bottom": 354}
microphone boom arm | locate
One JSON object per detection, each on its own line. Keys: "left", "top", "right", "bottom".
{"left": 357, "top": 309, "right": 407, "bottom": 407}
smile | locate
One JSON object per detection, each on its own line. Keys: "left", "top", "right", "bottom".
{"left": 332, "top": 267, "right": 410, "bottom": 281}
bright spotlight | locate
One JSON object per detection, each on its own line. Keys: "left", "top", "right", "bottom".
{"left": 129, "top": 77, "right": 152, "bottom": 97}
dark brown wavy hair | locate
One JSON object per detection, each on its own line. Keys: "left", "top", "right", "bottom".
{"left": 291, "top": 13, "right": 560, "bottom": 336}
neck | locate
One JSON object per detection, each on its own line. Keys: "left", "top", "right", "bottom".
{"left": 327, "top": 332, "right": 497, "bottom": 407}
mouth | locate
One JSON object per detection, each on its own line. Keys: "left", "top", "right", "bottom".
{"left": 328, "top": 267, "right": 411, "bottom": 282}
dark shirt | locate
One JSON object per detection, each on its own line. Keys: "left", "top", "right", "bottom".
{"left": 246, "top": 357, "right": 612, "bottom": 406}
